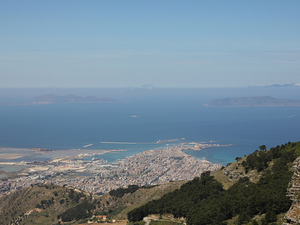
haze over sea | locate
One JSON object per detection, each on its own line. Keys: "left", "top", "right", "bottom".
{"left": 0, "top": 87, "right": 300, "bottom": 165}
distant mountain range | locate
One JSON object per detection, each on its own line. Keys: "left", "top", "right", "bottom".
{"left": 204, "top": 96, "right": 300, "bottom": 107}
{"left": 267, "top": 83, "right": 300, "bottom": 88}
{"left": 32, "top": 94, "right": 122, "bottom": 104}
{"left": 253, "top": 83, "right": 300, "bottom": 88}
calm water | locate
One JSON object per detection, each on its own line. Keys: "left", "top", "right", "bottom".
{"left": 0, "top": 93, "right": 299, "bottom": 165}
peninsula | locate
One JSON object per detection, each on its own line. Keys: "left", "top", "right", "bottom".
{"left": 204, "top": 96, "right": 300, "bottom": 107}
{"left": 0, "top": 142, "right": 222, "bottom": 198}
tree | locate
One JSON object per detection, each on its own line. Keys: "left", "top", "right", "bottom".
{"left": 261, "top": 218, "right": 267, "bottom": 225}
{"left": 251, "top": 219, "right": 258, "bottom": 225}
{"left": 265, "top": 210, "right": 277, "bottom": 223}
{"left": 259, "top": 145, "right": 266, "bottom": 151}
{"left": 238, "top": 212, "right": 250, "bottom": 225}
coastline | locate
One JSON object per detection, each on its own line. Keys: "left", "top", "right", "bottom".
{"left": 0, "top": 142, "right": 229, "bottom": 178}
{"left": 0, "top": 142, "right": 231, "bottom": 165}
{"left": 0, "top": 148, "right": 129, "bottom": 165}
{"left": 0, "top": 142, "right": 225, "bottom": 197}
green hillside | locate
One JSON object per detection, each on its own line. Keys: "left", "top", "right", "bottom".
{"left": 0, "top": 179, "right": 186, "bottom": 224}
{"left": 128, "top": 141, "right": 300, "bottom": 225}
{"left": 0, "top": 184, "right": 109, "bottom": 225}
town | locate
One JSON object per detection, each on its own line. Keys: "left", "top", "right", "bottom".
{"left": 0, "top": 143, "right": 223, "bottom": 197}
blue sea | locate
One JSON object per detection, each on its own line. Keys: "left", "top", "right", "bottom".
{"left": 0, "top": 88, "right": 300, "bottom": 165}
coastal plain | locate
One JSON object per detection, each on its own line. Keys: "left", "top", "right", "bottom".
{"left": 0, "top": 142, "right": 224, "bottom": 198}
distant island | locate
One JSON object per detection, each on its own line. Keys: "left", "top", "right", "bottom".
{"left": 1, "top": 94, "right": 122, "bottom": 105}
{"left": 263, "top": 83, "right": 300, "bottom": 88}
{"left": 204, "top": 96, "right": 300, "bottom": 107}
{"left": 249, "top": 83, "right": 300, "bottom": 88}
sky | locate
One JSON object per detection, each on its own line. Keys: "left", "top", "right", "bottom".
{"left": 1, "top": 0, "right": 300, "bottom": 88}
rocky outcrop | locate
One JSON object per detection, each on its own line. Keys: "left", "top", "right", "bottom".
{"left": 284, "top": 157, "right": 300, "bottom": 224}
{"left": 222, "top": 167, "right": 244, "bottom": 181}
{"left": 221, "top": 162, "right": 261, "bottom": 183}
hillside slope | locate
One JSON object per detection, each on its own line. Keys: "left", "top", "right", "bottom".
{"left": 128, "top": 141, "right": 300, "bottom": 225}
{"left": 0, "top": 181, "right": 186, "bottom": 224}
{"left": 105, "top": 181, "right": 187, "bottom": 220}
{"left": 0, "top": 184, "right": 105, "bottom": 225}
{"left": 284, "top": 156, "right": 300, "bottom": 224}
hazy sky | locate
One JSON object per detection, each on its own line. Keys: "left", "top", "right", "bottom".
{"left": 1, "top": 0, "right": 300, "bottom": 88}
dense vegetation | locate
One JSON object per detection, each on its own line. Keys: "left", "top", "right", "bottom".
{"left": 58, "top": 200, "right": 95, "bottom": 222}
{"left": 56, "top": 189, "right": 98, "bottom": 222}
{"left": 128, "top": 142, "right": 300, "bottom": 225}
{"left": 109, "top": 185, "right": 140, "bottom": 198}
{"left": 242, "top": 142, "right": 299, "bottom": 172}
{"left": 109, "top": 184, "right": 158, "bottom": 198}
